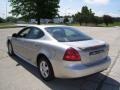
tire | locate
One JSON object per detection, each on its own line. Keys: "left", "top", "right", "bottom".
{"left": 8, "top": 41, "right": 14, "bottom": 56}
{"left": 38, "top": 56, "right": 54, "bottom": 81}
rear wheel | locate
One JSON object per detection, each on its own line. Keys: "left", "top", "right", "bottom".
{"left": 38, "top": 56, "right": 54, "bottom": 81}
{"left": 8, "top": 42, "right": 14, "bottom": 56}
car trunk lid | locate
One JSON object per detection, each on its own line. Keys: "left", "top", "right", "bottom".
{"left": 62, "top": 39, "right": 108, "bottom": 64}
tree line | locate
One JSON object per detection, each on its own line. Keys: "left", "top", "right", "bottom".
{"left": 73, "top": 6, "right": 114, "bottom": 26}
{"left": 0, "top": 1, "right": 120, "bottom": 26}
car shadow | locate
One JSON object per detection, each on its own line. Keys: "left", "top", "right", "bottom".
{"left": 10, "top": 55, "right": 120, "bottom": 90}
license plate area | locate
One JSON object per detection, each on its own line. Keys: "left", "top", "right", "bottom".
{"left": 89, "top": 50, "right": 104, "bottom": 56}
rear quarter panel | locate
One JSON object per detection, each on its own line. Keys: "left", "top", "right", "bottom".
{"left": 34, "top": 41, "right": 69, "bottom": 65}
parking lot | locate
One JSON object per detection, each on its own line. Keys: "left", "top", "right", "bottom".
{"left": 0, "top": 26, "right": 120, "bottom": 90}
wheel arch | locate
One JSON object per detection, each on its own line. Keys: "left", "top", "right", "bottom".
{"left": 36, "top": 53, "right": 51, "bottom": 67}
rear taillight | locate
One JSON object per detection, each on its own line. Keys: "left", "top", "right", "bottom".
{"left": 63, "top": 48, "right": 81, "bottom": 61}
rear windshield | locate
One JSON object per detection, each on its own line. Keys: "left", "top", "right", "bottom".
{"left": 45, "top": 27, "right": 92, "bottom": 42}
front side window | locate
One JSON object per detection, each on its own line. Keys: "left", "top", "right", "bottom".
{"left": 45, "top": 27, "right": 92, "bottom": 42}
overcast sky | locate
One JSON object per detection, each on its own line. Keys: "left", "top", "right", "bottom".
{"left": 0, "top": 0, "right": 120, "bottom": 18}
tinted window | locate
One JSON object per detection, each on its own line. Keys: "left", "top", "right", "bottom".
{"left": 26, "top": 27, "right": 44, "bottom": 39}
{"left": 45, "top": 27, "right": 92, "bottom": 42}
{"left": 17, "top": 28, "right": 31, "bottom": 38}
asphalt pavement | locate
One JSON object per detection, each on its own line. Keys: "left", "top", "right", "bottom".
{"left": 0, "top": 26, "right": 120, "bottom": 90}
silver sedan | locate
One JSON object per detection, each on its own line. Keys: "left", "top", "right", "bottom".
{"left": 7, "top": 25, "right": 111, "bottom": 81}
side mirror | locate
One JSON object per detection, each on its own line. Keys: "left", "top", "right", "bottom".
{"left": 12, "top": 33, "right": 18, "bottom": 37}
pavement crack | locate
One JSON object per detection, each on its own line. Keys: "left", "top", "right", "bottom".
{"left": 0, "top": 56, "right": 9, "bottom": 60}
{"left": 96, "top": 50, "right": 120, "bottom": 90}
{"left": 0, "top": 49, "right": 7, "bottom": 53}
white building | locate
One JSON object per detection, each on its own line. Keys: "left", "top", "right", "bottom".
{"left": 30, "top": 17, "right": 73, "bottom": 24}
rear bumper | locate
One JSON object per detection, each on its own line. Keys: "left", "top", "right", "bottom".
{"left": 56, "top": 57, "right": 111, "bottom": 78}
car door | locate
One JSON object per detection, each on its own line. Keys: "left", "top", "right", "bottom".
{"left": 21, "top": 27, "right": 45, "bottom": 63}
{"left": 12, "top": 27, "right": 31, "bottom": 59}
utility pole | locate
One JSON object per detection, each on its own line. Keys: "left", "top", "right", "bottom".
{"left": 6, "top": 0, "right": 8, "bottom": 19}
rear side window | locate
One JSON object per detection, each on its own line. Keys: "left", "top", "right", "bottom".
{"left": 26, "top": 27, "right": 44, "bottom": 39}
{"left": 17, "top": 28, "right": 31, "bottom": 38}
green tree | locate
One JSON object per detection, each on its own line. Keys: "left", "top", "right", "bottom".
{"left": 0, "top": 17, "right": 5, "bottom": 23}
{"left": 73, "top": 6, "right": 95, "bottom": 25}
{"left": 93, "top": 16, "right": 103, "bottom": 25}
{"left": 103, "top": 15, "right": 113, "bottom": 26}
{"left": 64, "top": 16, "right": 69, "bottom": 24}
{"left": 6, "top": 16, "right": 17, "bottom": 23}
{"left": 9, "top": 0, "right": 60, "bottom": 24}
{"left": 73, "top": 12, "right": 82, "bottom": 25}
{"left": 81, "top": 6, "right": 94, "bottom": 25}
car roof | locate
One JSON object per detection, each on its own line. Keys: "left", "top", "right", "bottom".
{"left": 26, "top": 24, "right": 67, "bottom": 29}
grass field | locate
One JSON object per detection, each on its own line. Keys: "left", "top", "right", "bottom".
{"left": 95, "top": 22, "right": 120, "bottom": 27}
{"left": 109, "top": 22, "right": 120, "bottom": 26}
{"left": 70, "top": 22, "right": 120, "bottom": 27}
{"left": 0, "top": 22, "right": 120, "bottom": 29}
{"left": 0, "top": 23, "right": 14, "bottom": 26}
{"left": 0, "top": 23, "right": 16, "bottom": 28}
{"left": 59, "top": 22, "right": 120, "bottom": 27}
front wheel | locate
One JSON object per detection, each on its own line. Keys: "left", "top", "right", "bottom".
{"left": 8, "top": 42, "right": 14, "bottom": 56}
{"left": 38, "top": 56, "right": 54, "bottom": 81}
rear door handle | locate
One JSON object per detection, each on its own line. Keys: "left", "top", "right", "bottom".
{"left": 34, "top": 44, "right": 40, "bottom": 47}
{"left": 35, "top": 44, "right": 38, "bottom": 46}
